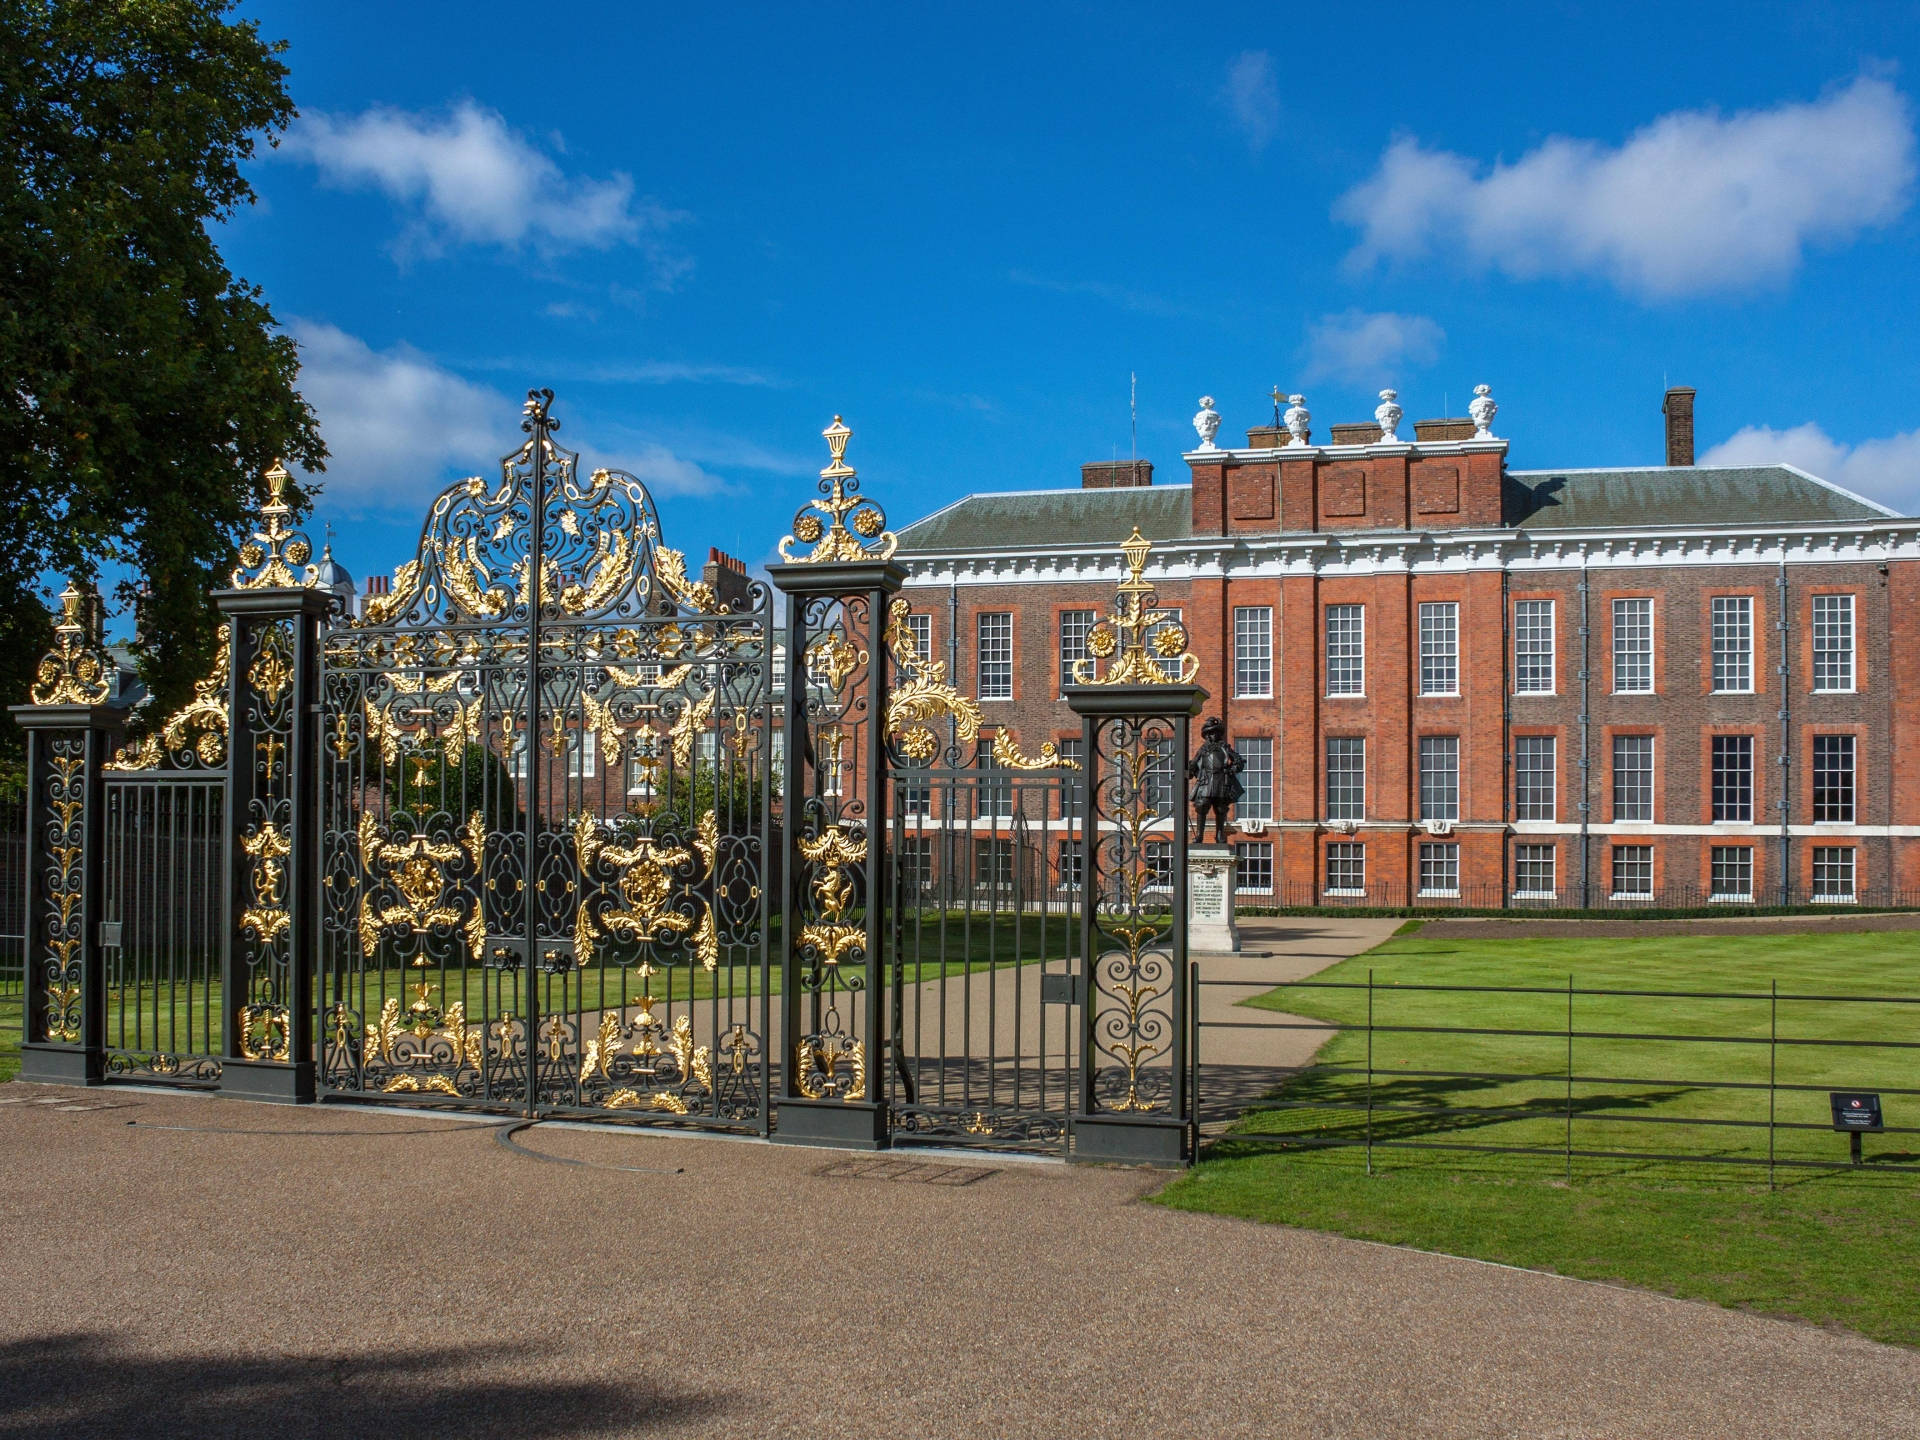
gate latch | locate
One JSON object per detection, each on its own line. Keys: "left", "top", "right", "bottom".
{"left": 98, "top": 921, "right": 122, "bottom": 949}
{"left": 1041, "top": 973, "right": 1083, "bottom": 1006}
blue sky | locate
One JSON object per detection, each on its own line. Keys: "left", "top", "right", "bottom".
{"left": 222, "top": 0, "right": 1920, "bottom": 593}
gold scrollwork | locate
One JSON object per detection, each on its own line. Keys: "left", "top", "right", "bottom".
{"left": 356, "top": 810, "right": 488, "bottom": 962}
{"left": 573, "top": 810, "right": 719, "bottom": 972}
{"left": 797, "top": 822, "right": 866, "bottom": 967}
{"left": 778, "top": 416, "right": 896, "bottom": 564}
{"left": 231, "top": 460, "right": 321, "bottom": 590}
{"left": 656, "top": 546, "right": 721, "bottom": 613}
{"left": 1071, "top": 528, "right": 1199, "bottom": 686}
{"left": 238, "top": 1004, "right": 291, "bottom": 1062}
{"left": 29, "top": 584, "right": 113, "bottom": 707}
{"left": 109, "top": 623, "right": 234, "bottom": 770}
{"left": 239, "top": 821, "right": 291, "bottom": 946}
{"left": 795, "top": 1033, "right": 866, "bottom": 1101}
{"left": 41, "top": 749, "right": 85, "bottom": 1041}
{"left": 806, "top": 632, "right": 866, "bottom": 692}
{"left": 247, "top": 623, "right": 294, "bottom": 708}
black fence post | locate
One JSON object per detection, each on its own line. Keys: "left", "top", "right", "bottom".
{"left": 10, "top": 585, "right": 126, "bottom": 1086}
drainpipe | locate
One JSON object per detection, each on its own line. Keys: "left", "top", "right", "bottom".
{"left": 1777, "top": 560, "right": 1792, "bottom": 904}
{"left": 1501, "top": 566, "right": 1512, "bottom": 907}
{"left": 1578, "top": 556, "right": 1592, "bottom": 908}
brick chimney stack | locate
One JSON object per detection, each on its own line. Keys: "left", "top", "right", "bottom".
{"left": 702, "top": 546, "right": 754, "bottom": 611}
{"left": 1081, "top": 460, "right": 1153, "bottom": 489}
{"left": 1663, "top": 386, "right": 1696, "bottom": 467}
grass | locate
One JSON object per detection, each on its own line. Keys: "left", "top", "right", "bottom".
{"left": 0, "top": 909, "right": 1070, "bottom": 1079}
{"left": 1156, "top": 924, "right": 1920, "bottom": 1348}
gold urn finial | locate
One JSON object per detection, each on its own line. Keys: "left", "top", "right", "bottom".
{"left": 232, "top": 458, "right": 319, "bottom": 590}
{"left": 779, "top": 414, "right": 898, "bottom": 565}
{"left": 1070, "top": 529, "right": 1200, "bottom": 687}
{"left": 29, "top": 578, "right": 113, "bottom": 706}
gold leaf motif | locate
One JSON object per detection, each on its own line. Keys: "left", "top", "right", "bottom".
{"left": 231, "top": 461, "right": 322, "bottom": 590}
{"left": 29, "top": 584, "right": 114, "bottom": 707}
{"left": 1070, "top": 528, "right": 1200, "bottom": 686}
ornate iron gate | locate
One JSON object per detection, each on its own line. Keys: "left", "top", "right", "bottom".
{"left": 12, "top": 397, "right": 1197, "bottom": 1163}
{"left": 314, "top": 393, "right": 773, "bottom": 1128}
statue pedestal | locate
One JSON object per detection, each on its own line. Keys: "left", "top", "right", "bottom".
{"left": 1187, "top": 845, "right": 1239, "bottom": 954}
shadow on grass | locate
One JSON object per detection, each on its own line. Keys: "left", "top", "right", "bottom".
{"left": 1205, "top": 1065, "right": 1693, "bottom": 1160}
{"left": 0, "top": 1332, "right": 730, "bottom": 1440}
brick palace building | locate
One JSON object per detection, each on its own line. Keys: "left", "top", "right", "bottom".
{"left": 890, "top": 386, "right": 1920, "bottom": 909}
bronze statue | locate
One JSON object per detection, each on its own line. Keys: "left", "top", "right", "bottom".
{"left": 1187, "top": 716, "right": 1245, "bottom": 845}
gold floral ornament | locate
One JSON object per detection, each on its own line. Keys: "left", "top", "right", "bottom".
{"left": 29, "top": 583, "right": 114, "bottom": 706}
{"left": 231, "top": 460, "right": 320, "bottom": 590}
{"left": 778, "top": 416, "right": 897, "bottom": 564}
{"left": 1071, "top": 528, "right": 1199, "bottom": 686}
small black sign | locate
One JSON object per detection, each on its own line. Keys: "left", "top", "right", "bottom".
{"left": 1829, "top": 1092, "right": 1884, "bottom": 1132}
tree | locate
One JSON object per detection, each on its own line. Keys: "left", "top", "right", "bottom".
{"left": 0, "top": 0, "right": 325, "bottom": 777}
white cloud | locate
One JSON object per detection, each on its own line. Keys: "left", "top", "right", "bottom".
{"left": 289, "top": 321, "right": 731, "bottom": 510}
{"left": 1223, "top": 51, "right": 1279, "bottom": 154}
{"left": 1304, "top": 310, "right": 1445, "bottom": 384}
{"left": 283, "top": 101, "right": 686, "bottom": 260}
{"left": 1336, "top": 76, "right": 1915, "bottom": 298}
{"left": 291, "top": 320, "right": 504, "bottom": 508}
{"left": 1700, "top": 421, "right": 1918, "bottom": 514}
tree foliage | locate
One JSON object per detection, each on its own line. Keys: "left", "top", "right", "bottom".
{"left": 0, "top": 0, "right": 324, "bottom": 765}
{"left": 386, "top": 742, "right": 521, "bottom": 836}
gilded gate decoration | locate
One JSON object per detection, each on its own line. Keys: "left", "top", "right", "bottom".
{"left": 317, "top": 391, "right": 771, "bottom": 1126}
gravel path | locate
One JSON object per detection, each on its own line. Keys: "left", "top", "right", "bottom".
{"left": 1, "top": 1084, "right": 1914, "bottom": 1439}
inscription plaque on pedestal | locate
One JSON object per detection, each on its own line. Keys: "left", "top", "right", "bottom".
{"left": 1188, "top": 845, "right": 1239, "bottom": 953}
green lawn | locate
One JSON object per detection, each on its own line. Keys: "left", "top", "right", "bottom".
{"left": 0, "top": 909, "right": 1071, "bottom": 1082}
{"left": 1157, "top": 924, "right": 1920, "bottom": 1348}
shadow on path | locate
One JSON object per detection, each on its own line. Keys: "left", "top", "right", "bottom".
{"left": 0, "top": 1333, "right": 730, "bottom": 1440}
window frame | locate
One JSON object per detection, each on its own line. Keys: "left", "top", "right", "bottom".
{"left": 1418, "top": 841, "right": 1461, "bottom": 898}
{"left": 1325, "top": 736, "right": 1365, "bottom": 821}
{"left": 1812, "top": 733, "right": 1856, "bottom": 824}
{"left": 1513, "top": 734, "right": 1557, "bottom": 822}
{"left": 1710, "top": 595, "right": 1755, "bottom": 694}
{"left": 1612, "top": 597, "right": 1654, "bottom": 694}
{"left": 1513, "top": 599, "right": 1556, "bottom": 694}
{"left": 1325, "top": 604, "right": 1365, "bottom": 697}
{"left": 1418, "top": 734, "right": 1459, "bottom": 822}
{"left": 1236, "top": 736, "right": 1273, "bottom": 822}
{"left": 1233, "top": 606, "right": 1273, "bottom": 699}
{"left": 976, "top": 611, "right": 1013, "bottom": 701}
{"left": 1612, "top": 733, "right": 1655, "bottom": 823}
{"left": 1324, "top": 842, "right": 1366, "bottom": 897}
{"left": 1710, "top": 733, "right": 1755, "bottom": 824}
{"left": 1812, "top": 593, "right": 1856, "bottom": 694}
{"left": 1418, "top": 601, "right": 1459, "bottom": 697}
{"left": 1057, "top": 608, "right": 1095, "bottom": 693}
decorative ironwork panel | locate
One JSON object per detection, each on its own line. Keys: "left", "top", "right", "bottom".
{"left": 1085, "top": 713, "right": 1183, "bottom": 1115}
{"left": 236, "top": 618, "right": 298, "bottom": 1061}
{"left": 37, "top": 736, "right": 87, "bottom": 1044}
{"left": 318, "top": 392, "right": 771, "bottom": 1129}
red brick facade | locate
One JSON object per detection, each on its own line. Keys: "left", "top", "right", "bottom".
{"left": 894, "top": 403, "right": 1919, "bottom": 907}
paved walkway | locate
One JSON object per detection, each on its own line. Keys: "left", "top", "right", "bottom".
{"left": 4, "top": 1081, "right": 1914, "bottom": 1439}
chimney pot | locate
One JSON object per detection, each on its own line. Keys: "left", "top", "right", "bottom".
{"left": 1663, "top": 386, "right": 1696, "bottom": 467}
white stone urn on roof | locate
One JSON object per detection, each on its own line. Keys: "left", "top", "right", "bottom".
{"left": 1374, "top": 389, "right": 1403, "bottom": 442}
{"left": 1469, "top": 383, "right": 1498, "bottom": 439}
{"left": 1193, "top": 396, "right": 1222, "bottom": 451}
{"left": 1283, "top": 393, "right": 1310, "bottom": 446}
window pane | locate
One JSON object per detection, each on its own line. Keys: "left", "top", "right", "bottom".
{"left": 1326, "top": 605, "right": 1365, "bottom": 695}
{"left": 1326, "top": 737, "right": 1365, "bottom": 820}
{"left": 1612, "top": 734, "right": 1654, "bottom": 822}
{"left": 1611, "top": 845, "right": 1654, "bottom": 896}
{"left": 977, "top": 612, "right": 1013, "bottom": 699}
{"left": 1419, "top": 602, "right": 1459, "bottom": 695}
{"left": 1514, "top": 735, "right": 1556, "bottom": 821}
{"left": 1056, "top": 840, "right": 1083, "bottom": 891}
{"left": 1813, "top": 594, "right": 1855, "bottom": 692}
{"left": 1418, "top": 735, "right": 1459, "bottom": 821}
{"left": 1514, "top": 843, "right": 1557, "bottom": 897}
{"left": 1711, "top": 734, "right": 1754, "bottom": 823}
{"left": 1236, "top": 842, "right": 1273, "bottom": 894}
{"left": 1058, "top": 609, "right": 1094, "bottom": 691}
{"left": 1151, "top": 607, "right": 1185, "bottom": 680}
{"left": 1812, "top": 734, "right": 1855, "bottom": 823}
{"left": 904, "top": 612, "right": 932, "bottom": 669}
{"left": 1514, "top": 600, "right": 1555, "bottom": 693}
{"left": 1812, "top": 847, "right": 1856, "bottom": 900}
{"left": 1612, "top": 598, "right": 1653, "bottom": 693}
{"left": 1711, "top": 846, "right": 1753, "bottom": 899}
{"left": 1325, "top": 842, "right": 1366, "bottom": 895}
{"left": 1418, "top": 842, "right": 1460, "bottom": 896}
{"left": 1236, "top": 736, "right": 1273, "bottom": 821}
{"left": 1711, "top": 596, "right": 1753, "bottom": 692}
{"left": 1234, "top": 606, "right": 1273, "bottom": 698}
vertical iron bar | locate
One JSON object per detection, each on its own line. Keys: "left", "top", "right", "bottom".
{"left": 1565, "top": 973, "right": 1574, "bottom": 1183}
{"left": 1365, "top": 967, "right": 1373, "bottom": 1176}
{"left": 864, "top": 583, "right": 888, "bottom": 1140}
{"left": 1769, "top": 978, "right": 1777, "bottom": 1191}
{"left": 522, "top": 392, "right": 551, "bottom": 1118}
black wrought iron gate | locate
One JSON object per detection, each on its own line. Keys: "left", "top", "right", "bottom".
{"left": 12, "top": 395, "right": 1197, "bottom": 1164}
{"left": 314, "top": 394, "right": 773, "bottom": 1129}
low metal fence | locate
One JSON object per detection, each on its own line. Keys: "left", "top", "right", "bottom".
{"left": 1195, "top": 970, "right": 1920, "bottom": 1182}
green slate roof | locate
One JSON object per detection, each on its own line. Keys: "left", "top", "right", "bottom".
{"left": 897, "top": 485, "right": 1193, "bottom": 552}
{"left": 895, "top": 465, "right": 1898, "bottom": 553}
{"left": 1508, "top": 465, "right": 1897, "bottom": 529}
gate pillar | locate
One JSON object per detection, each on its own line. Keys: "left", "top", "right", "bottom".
{"left": 1063, "top": 528, "right": 1205, "bottom": 1167}
{"left": 11, "top": 584, "right": 126, "bottom": 1086}
{"left": 214, "top": 465, "right": 332, "bottom": 1103}
{"left": 769, "top": 417, "right": 902, "bottom": 1149}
